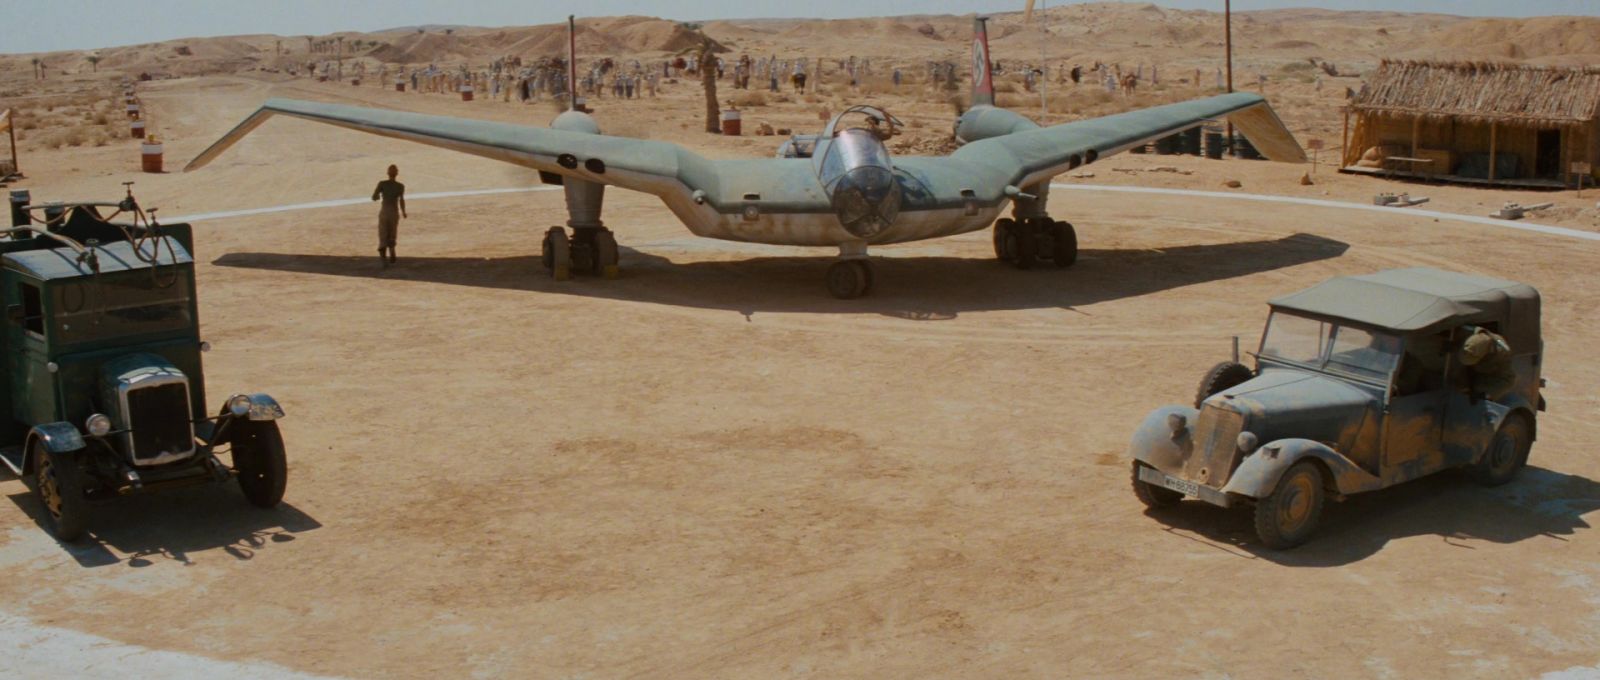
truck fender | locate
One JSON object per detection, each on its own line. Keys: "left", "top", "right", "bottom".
{"left": 1221, "top": 438, "right": 1383, "bottom": 499}
{"left": 22, "top": 423, "right": 87, "bottom": 474}
{"left": 219, "top": 393, "right": 285, "bottom": 422}
{"left": 1127, "top": 405, "right": 1198, "bottom": 475}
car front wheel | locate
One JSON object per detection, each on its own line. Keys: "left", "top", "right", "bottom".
{"left": 1131, "top": 461, "right": 1183, "bottom": 508}
{"left": 232, "top": 421, "right": 287, "bottom": 508}
{"left": 1253, "top": 460, "right": 1325, "bottom": 549}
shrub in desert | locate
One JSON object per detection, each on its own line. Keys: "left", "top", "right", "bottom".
{"left": 730, "top": 90, "right": 766, "bottom": 107}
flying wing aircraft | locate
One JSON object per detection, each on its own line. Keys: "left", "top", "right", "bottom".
{"left": 187, "top": 16, "right": 1305, "bottom": 299}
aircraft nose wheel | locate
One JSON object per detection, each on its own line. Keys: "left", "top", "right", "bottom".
{"left": 826, "top": 259, "right": 874, "bottom": 299}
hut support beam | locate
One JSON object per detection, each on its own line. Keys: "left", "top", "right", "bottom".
{"left": 1410, "top": 115, "right": 1420, "bottom": 158}
{"left": 1489, "top": 122, "right": 1498, "bottom": 183}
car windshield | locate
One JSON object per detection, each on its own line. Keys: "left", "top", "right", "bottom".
{"left": 1260, "top": 313, "right": 1330, "bottom": 364}
{"left": 1259, "top": 312, "right": 1400, "bottom": 382}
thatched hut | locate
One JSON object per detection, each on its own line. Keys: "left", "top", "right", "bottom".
{"left": 1341, "top": 60, "right": 1600, "bottom": 188}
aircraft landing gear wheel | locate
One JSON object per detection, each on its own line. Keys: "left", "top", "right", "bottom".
{"left": 32, "top": 441, "right": 88, "bottom": 541}
{"left": 594, "top": 230, "right": 620, "bottom": 279}
{"left": 993, "top": 218, "right": 1016, "bottom": 263}
{"left": 543, "top": 227, "right": 571, "bottom": 281}
{"left": 827, "top": 259, "right": 872, "bottom": 299}
{"left": 1052, "top": 220, "right": 1078, "bottom": 268}
{"left": 1010, "top": 221, "right": 1039, "bottom": 270}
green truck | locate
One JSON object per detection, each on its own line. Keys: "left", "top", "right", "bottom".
{"left": 0, "top": 188, "right": 287, "bottom": 541}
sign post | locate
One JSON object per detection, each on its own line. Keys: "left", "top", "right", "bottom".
{"left": 1307, "top": 138, "right": 1325, "bottom": 174}
{"left": 1574, "top": 161, "right": 1592, "bottom": 197}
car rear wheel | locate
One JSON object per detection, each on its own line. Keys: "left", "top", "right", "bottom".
{"left": 1253, "top": 461, "right": 1325, "bottom": 549}
{"left": 1470, "top": 415, "right": 1531, "bottom": 487}
{"left": 233, "top": 421, "right": 287, "bottom": 508}
{"left": 1195, "top": 361, "right": 1253, "bottom": 408}
{"left": 1131, "top": 461, "right": 1183, "bottom": 508}
{"left": 32, "top": 442, "right": 89, "bottom": 541}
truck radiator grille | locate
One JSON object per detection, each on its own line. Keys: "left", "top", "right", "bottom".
{"left": 1183, "top": 405, "right": 1245, "bottom": 487}
{"left": 127, "top": 383, "right": 193, "bottom": 463}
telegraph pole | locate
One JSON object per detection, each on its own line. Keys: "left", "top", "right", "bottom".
{"left": 1225, "top": 0, "right": 1234, "bottom": 151}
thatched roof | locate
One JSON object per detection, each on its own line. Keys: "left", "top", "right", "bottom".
{"left": 1352, "top": 60, "right": 1600, "bottom": 128}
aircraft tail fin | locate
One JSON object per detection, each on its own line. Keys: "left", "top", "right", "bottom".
{"left": 971, "top": 16, "right": 995, "bottom": 107}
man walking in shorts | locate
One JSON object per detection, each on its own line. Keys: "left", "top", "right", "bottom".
{"left": 372, "top": 164, "right": 406, "bottom": 266}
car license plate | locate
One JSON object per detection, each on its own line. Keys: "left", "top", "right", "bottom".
{"left": 1162, "top": 476, "right": 1200, "bottom": 497}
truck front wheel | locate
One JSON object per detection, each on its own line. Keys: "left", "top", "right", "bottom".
{"left": 32, "top": 442, "right": 89, "bottom": 541}
{"left": 1253, "top": 461, "right": 1325, "bottom": 549}
{"left": 232, "top": 421, "right": 287, "bottom": 508}
{"left": 1131, "top": 461, "right": 1183, "bottom": 508}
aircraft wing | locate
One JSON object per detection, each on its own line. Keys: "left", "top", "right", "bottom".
{"left": 953, "top": 92, "right": 1306, "bottom": 190}
{"left": 185, "top": 98, "right": 722, "bottom": 200}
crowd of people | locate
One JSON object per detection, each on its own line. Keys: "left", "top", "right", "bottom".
{"left": 293, "top": 49, "right": 1260, "bottom": 108}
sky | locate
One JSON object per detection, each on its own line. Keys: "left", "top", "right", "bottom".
{"left": 3, "top": 0, "right": 1598, "bottom": 55}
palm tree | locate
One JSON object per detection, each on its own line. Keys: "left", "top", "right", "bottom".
{"left": 86, "top": 54, "right": 100, "bottom": 72}
{"left": 305, "top": 36, "right": 313, "bottom": 53}
{"left": 30, "top": 57, "right": 40, "bottom": 80}
{"left": 698, "top": 38, "right": 719, "bottom": 133}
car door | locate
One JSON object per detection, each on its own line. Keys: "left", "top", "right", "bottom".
{"left": 1380, "top": 388, "right": 1447, "bottom": 485}
{"left": 1441, "top": 392, "right": 1498, "bottom": 469}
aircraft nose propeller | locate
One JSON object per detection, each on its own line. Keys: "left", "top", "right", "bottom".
{"left": 830, "top": 165, "right": 901, "bottom": 239}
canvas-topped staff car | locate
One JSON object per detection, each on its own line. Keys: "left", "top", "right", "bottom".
{"left": 0, "top": 185, "right": 287, "bottom": 541}
{"left": 1129, "top": 268, "right": 1544, "bottom": 549}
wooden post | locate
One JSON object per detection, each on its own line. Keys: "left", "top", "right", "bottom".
{"left": 1340, "top": 107, "right": 1350, "bottom": 169}
{"left": 7, "top": 113, "right": 15, "bottom": 176}
{"left": 1489, "top": 122, "right": 1498, "bottom": 183}
{"left": 1410, "top": 115, "right": 1420, "bottom": 158}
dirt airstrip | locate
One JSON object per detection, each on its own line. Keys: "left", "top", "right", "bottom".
{"left": 3, "top": 13, "right": 1600, "bottom": 677}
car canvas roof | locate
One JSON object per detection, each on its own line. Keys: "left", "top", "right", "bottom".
{"left": 2, "top": 239, "right": 193, "bottom": 281}
{"left": 1269, "top": 268, "right": 1540, "bottom": 351}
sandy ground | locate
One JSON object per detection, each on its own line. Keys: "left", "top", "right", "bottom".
{"left": 1, "top": 66, "right": 1599, "bottom": 679}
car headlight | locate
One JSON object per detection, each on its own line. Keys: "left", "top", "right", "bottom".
{"left": 229, "top": 394, "right": 252, "bottom": 417}
{"left": 1236, "top": 431, "right": 1260, "bottom": 454}
{"left": 86, "top": 413, "right": 112, "bottom": 437}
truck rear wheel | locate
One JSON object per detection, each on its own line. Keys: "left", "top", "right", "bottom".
{"left": 1253, "top": 461, "right": 1325, "bottom": 549}
{"left": 1131, "top": 461, "right": 1183, "bottom": 508}
{"left": 233, "top": 421, "right": 287, "bottom": 508}
{"left": 32, "top": 442, "right": 88, "bottom": 541}
{"left": 1195, "top": 361, "right": 1253, "bottom": 408}
{"left": 1470, "top": 415, "right": 1531, "bottom": 487}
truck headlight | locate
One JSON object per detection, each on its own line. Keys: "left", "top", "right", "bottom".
{"left": 1237, "top": 431, "right": 1259, "bottom": 454}
{"left": 228, "top": 394, "right": 252, "bottom": 417}
{"left": 86, "top": 413, "right": 112, "bottom": 437}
